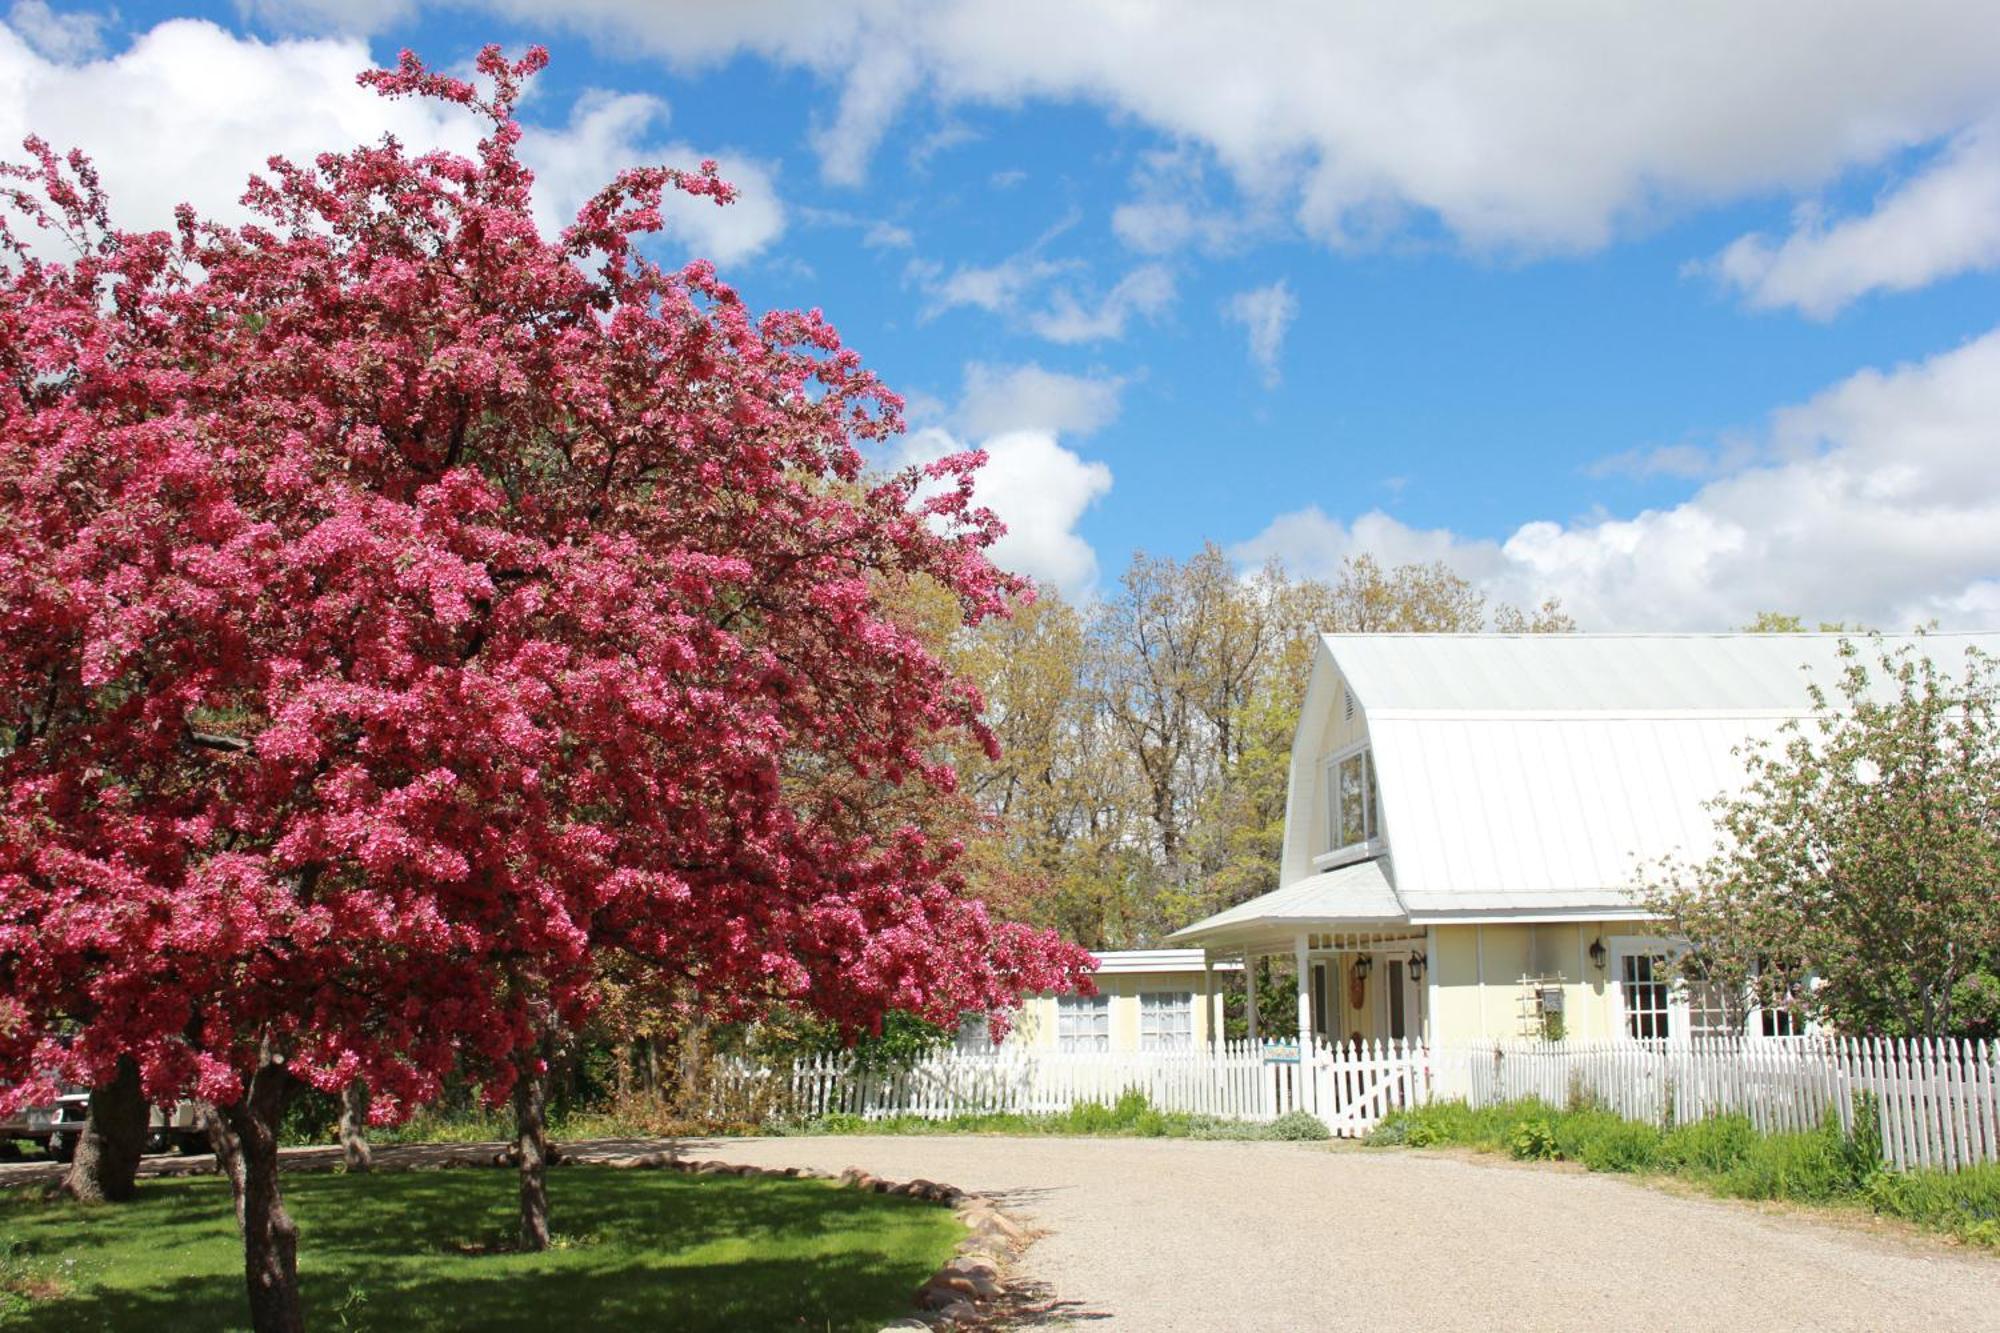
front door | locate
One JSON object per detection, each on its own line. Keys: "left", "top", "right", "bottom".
{"left": 1383, "top": 959, "right": 1423, "bottom": 1043}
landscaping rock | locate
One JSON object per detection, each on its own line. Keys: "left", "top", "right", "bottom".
{"left": 936, "top": 1300, "right": 978, "bottom": 1326}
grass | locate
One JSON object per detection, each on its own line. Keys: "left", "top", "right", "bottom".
{"left": 782, "top": 1088, "right": 1332, "bottom": 1143}
{"left": 0, "top": 1167, "right": 961, "bottom": 1332}
{"left": 1370, "top": 1096, "right": 2000, "bottom": 1248}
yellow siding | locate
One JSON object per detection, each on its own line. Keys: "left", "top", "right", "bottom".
{"left": 1013, "top": 970, "right": 1223, "bottom": 1052}
{"left": 1302, "top": 678, "right": 1372, "bottom": 856}
{"left": 1426, "top": 921, "right": 1634, "bottom": 1043}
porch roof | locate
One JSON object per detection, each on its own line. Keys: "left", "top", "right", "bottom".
{"left": 1166, "top": 857, "right": 1407, "bottom": 951}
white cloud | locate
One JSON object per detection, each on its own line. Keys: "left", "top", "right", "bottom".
{"left": 1222, "top": 279, "right": 1297, "bottom": 388}
{"left": 477, "top": 0, "right": 2000, "bottom": 263}
{"left": 6, "top": 0, "right": 107, "bottom": 60}
{"left": 1707, "top": 119, "right": 2000, "bottom": 317}
{"left": 955, "top": 362, "right": 1123, "bottom": 438}
{"left": 0, "top": 20, "right": 782, "bottom": 266}
{"left": 1026, "top": 264, "right": 1175, "bottom": 344}
{"left": 862, "top": 219, "right": 912, "bottom": 249}
{"left": 893, "top": 425, "right": 1112, "bottom": 599}
{"left": 518, "top": 89, "right": 784, "bottom": 264}
{"left": 237, "top": 0, "right": 416, "bottom": 35}
{"left": 912, "top": 241, "right": 1170, "bottom": 344}
{"left": 914, "top": 251, "right": 1076, "bottom": 316}
{"left": 1234, "top": 329, "right": 2000, "bottom": 631}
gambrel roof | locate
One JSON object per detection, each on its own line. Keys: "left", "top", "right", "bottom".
{"left": 1173, "top": 631, "right": 1998, "bottom": 947}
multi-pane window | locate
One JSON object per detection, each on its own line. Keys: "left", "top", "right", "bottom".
{"left": 1621, "top": 953, "right": 1672, "bottom": 1040}
{"left": 1057, "top": 994, "right": 1110, "bottom": 1052}
{"left": 1328, "top": 748, "right": 1379, "bottom": 852}
{"left": 1759, "top": 1005, "right": 1802, "bottom": 1038}
{"left": 1140, "top": 992, "right": 1194, "bottom": 1051}
{"left": 955, "top": 1013, "right": 992, "bottom": 1052}
{"left": 1684, "top": 979, "right": 1732, "bottom": 1040}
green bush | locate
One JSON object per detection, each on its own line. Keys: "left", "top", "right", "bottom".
{"left": 1268, "top": 1111, "right": 1332, "bottom": 1141}
{"left": 1555, "top": 1109, "right": 1661, "bottom": 1173}
{"left": 1658, "top": 1113, "right": 1759, "bottom": 1176}
{"left": 1866, "top": 1163, "right": 2000, "bottom": 1245}
{"left": 1509, "top": 1118, "right": 1557, "bottom": 1161}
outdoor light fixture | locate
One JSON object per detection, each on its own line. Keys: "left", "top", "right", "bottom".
{"left": 1353, "top": 952, "right": 1374, "bottom": 981}
{"left": 1588, "top": 936, "right": 1607, "bottom": 970}
{"left": 1408, "top": 950, "right": 1427, "bottom": 983}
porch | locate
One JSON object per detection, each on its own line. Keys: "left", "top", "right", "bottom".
{"left": 1170, "top": 858, "right": 1430, "bottom": 1051}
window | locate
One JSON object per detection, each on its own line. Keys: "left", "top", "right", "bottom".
{"left": 1057, "top": 994, "right": 1110, "bottom": 1052}
{"left": 1759, "top": 1005, "right": 1803, "bottom": 1038}
{"left": 1140, "top": 992, "right": 1193, "bottom": 1051}
{"left": 1614, "top": 938, "right": 1755, "bottom": 1042}
{"left": 1620, "top": 952, "right": 1672, "bottom": 1040}
{"left": 955, "top": 1013, "right": 992, "bottom": 1052}
{"left": 1325, "top": 747, "right": 1380, "bottom": 853}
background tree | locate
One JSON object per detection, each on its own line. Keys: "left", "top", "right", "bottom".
{"left": 1644, "top": 638, "right": 2000, "bottom": 1038}
{"left": 949, "top": 547, "right": 1573, "bottom": 948}
{"left": 0, "top": 45, "right": 1090, "bottom": 1331}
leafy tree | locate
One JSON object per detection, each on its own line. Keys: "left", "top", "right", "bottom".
{"left": 1645, "top": 638, "right": 2000, "bottom": 1038}
{"left": 0, "top": 46, "right": 1090, "bottom": 1330}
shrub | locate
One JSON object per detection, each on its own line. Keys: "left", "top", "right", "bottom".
{"left": 1658, "top": 1114, "right": 1759, "bottom": 1176}
{"left": 1554, "top": 1109, "right": 1661, "bottom": 1173}
{"left": 1509, "top": 1118, "right": 1557, "bottom": 1161}
{"left": 1268, "top": 1111, "right": 1332, "bottom": 1141}
{"left": 1865, "top": 1162, "right": 2000, "bottom": 1245}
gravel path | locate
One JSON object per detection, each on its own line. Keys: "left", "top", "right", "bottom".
{"left": 673, "top": 1136, "right": 2000, "bottom": 1332}
{"left": 7, "top": 1135, "right": 1997, "bottom": 1329}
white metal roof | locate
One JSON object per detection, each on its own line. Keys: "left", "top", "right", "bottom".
{"left": 1167, "top": 858, "right": 1405, "bottom": 946}
{"left": 1088, "top": 948, "right": 1241, "bottom": 974}
{"left": 1320, "top": 631, "right": 1995, "bottom": 717}
{"left": 1218, "top": 631, "right": 2000, "bottom": 928}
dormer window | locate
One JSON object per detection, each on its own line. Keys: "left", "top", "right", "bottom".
{"left": 1323, "top": 743, "right": 1381, "bottom": 861}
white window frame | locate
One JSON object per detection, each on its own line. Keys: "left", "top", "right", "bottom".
{"left": 1609, "top": 936, "right": 1756, "bottom": 1043}
{"left": 1139, "top": 991, "right": 1194, "bottom": 1051}
{"left": 1610, "top": 937, "right": 1681, "bottom": 1041}
{"left": 1056, "top": 993, "right": 1110, "bottom": 1052}
{"left": 1315, "top": 741, "right": 1385, "bottom": 869}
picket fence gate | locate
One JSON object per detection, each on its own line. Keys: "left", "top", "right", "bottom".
{"left": 1437, "top": 1035, "right": 2000, "bottom": 1174}
{"left": 737, "top": 1034, "right": 2000, "bottom": 1172}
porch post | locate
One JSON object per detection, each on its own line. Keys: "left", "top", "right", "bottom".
{"left": 1202, "top": 954, "right": 1216, "bottom": 1051}
{"left": 1294, "top": 932, "right": 1315, "bottom": 1114}
{"left": 1294, "top": 933, "right": 1313, "bottom": 1048}
{"left": 1245, "top": 953, "right": 1259, "bottom": 1045}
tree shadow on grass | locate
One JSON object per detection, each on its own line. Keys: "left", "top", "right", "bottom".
{"left": 7, "top": 1169, "right": 955, "bottom": 1333}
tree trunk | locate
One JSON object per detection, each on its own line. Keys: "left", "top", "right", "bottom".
{"left": 339, "top": 1080, "right": 371, "bottom": 1173}
{"left": 513, "top": 1058, "right": 551, "bottom": 1253}
{"left": 63, "top": 1054, "right": 149, "bottom": 1203}
{"left": 209, "top": 1060, "right": 304, "bottom": 1333}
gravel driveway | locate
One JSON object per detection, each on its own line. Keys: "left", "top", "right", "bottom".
{"left": 7, "top": 1135, "right": 1996, "bottom": 1329}
{"left": 676, "top": 1136, "right": 2000, "bottom": 1332}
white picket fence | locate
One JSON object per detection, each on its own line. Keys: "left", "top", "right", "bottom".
{"left": 743, "top": 1033, "right": 2000, "bottom": 1171}
{"left": 1438, "top": 1036, "right": 2000, "bottom": 1174}
{"left": 766, "top": 1038, "right": 1429, "bottom": 1138}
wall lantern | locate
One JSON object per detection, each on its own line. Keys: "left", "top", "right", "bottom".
{"left": 1588, "top": 936, "right": 1607, "bottom": 971}
{"left": 1352, "top": 952, "right": 1374, "bottom": 981}
{"left": 1407, "top": 950, "right": 1427, "bottom": 983}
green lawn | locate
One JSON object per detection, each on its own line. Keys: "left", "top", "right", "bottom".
{"left": 0, "top": 1168, "right": 960, "bottom": 1331}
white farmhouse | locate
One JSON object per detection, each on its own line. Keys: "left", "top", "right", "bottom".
{"left": 1168, "top": 631, "right": 2000, "bottom": 1047}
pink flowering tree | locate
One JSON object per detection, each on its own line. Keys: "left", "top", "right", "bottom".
{"left": 0, "top": 45, "right": 1092, "bottom": 1332}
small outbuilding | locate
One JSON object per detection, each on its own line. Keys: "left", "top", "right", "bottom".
{"left": 994, "top": 949, "right": 1237, "bottom": 1053}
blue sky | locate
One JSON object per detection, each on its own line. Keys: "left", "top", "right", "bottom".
{"left": 5, "top": 1, "right": 1999, "bottom": 628}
